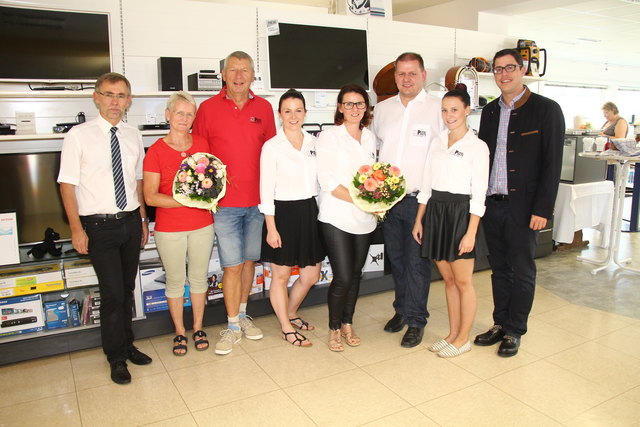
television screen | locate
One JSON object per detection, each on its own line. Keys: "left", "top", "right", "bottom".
{"left": 268, "top": 23, "right": 369, "bottom": 90}
{"left": 0, "top": 152, "right": 70, "bottom": 245}
{"left": 0, "top": 6, "right": 111, "bottom": 82}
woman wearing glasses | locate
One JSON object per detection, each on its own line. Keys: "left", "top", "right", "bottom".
{"left": 316, "top": 84, "right": 377, "bottom": 351}
{"left": 143, "top": 92, "right": 214, "bottom": 356}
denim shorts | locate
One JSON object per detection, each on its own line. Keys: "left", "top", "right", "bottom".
{"left": 213, "top": 206, "right": 264, "bottom": 267}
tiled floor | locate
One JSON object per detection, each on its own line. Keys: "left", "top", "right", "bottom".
{"left": 2, "top": 230, "right": 640, "bottom": 426}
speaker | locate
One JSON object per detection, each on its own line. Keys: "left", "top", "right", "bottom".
{"left": 158, "top": 57, "right": 183, "bottom": 91}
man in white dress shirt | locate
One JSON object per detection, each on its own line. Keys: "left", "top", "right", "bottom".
{"left": 372, "top": 52, "right": 445, "bottom": 347}
{"left": 58, "top": 72, "right": 151, "bottom": 385}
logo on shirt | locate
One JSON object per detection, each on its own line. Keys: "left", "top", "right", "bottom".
{"left": 369, "top": 151, "right": 376, "bottom": 159}
{"left": 452, "top": 150, "right": 464, "bottom": 158}
{"left": 413, "top": 129, "right": 427, "bottom": 138}
{"left": 308, "top": 149, "right": 316, "bottom": 157}
{"left": 249, "top": 117, "right": 261, "bottom": 123}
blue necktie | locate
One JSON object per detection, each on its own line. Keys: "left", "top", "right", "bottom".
{"left": 110, "top": 127, "right": 127, "bottom": 210}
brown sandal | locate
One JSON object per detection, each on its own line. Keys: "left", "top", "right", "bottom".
{"left": 340, "top": 324, "right": 361, "bottom": 347}
{"left": 282, "top": 331, "right": 312, "bottom": 347}
{"left": 328, "top": 329, "right": 344, "bottom": 352}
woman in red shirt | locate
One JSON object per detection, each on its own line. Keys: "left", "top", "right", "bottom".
{"left": 143, "top": 92, "right": 214, "bottom": 356}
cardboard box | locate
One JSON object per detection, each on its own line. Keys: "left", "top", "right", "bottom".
{"left": 143, "top": 285, "right": 191, "bottom": 313}
{"left": 251, "top": 263, "right": 264, "bottom": 295}
{"left": 44, "top": 300, "right": 69, "bottom": 329}
{"left": 318, "top": 256, "right": 333, "bottom": 285}
{"left": 0, "top": 294, "right": 45, "bottom": 336}
{"left": 362, "top": 244, "right": 384, "bottom": 273}
{"left": 0, "top": 263, "right": 64, "bottom": 298}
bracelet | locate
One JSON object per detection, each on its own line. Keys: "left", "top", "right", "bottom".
{"left": 141, "top": 217, "right": 150, "bottom": 223}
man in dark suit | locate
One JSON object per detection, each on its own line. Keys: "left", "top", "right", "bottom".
{"left": 474, "top": 49, "right": 564, "bottom": 357}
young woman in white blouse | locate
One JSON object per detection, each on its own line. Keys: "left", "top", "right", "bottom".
{"left": 412, "top": 89, "right": 490, "bottom": 358}
{"left": 316, "top": 84, "right": 377, "bottom": 352}
{"left": 259, "top": 89, "right": 325, "bottom": 346}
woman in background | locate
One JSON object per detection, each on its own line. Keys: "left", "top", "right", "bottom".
{"left": 600, "top": 101, "right": 628, "bottom": 139}
{"left": 316, "top": 84, "right": 377, "bottom": 352}
{"left": 412, "top": 89, "right": 489, "bottom": 358}
{"left": 143, "top": 91, "right": 214, "bottom": 356}
{"left": 259, "top": 89, "right": 325, "bottom": 347}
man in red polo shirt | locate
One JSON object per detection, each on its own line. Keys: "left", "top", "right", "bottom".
{"left": 192, "top": 51, "right": 276, "bottom": 355}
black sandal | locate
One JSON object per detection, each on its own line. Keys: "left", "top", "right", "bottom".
{"left": 192, "top": 330, "right": 209, "bottom": 351}
{"left": 289, "top": 317, "right": 315, "bottom": 331}
{"left": 282, "top": 331, "right": 312, "bottom": 347}
{"left": 173, "top": 335, "right": 188, "bottom": 356}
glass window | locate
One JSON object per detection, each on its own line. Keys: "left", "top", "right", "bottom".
{"left": 616, "top": 88, "right": 640, "bottom": 125}
{"left": 543, "top": 84, "right": 606, "bottom": 130}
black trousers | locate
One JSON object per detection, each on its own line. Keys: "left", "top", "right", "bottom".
{"left": 320, "top": 222, "right": 373, "bottom": 330}
{"left": 83, "top": 214, "right": 142, "bottom": 363}
{"left": 483, "top": 198, "right": 538, "bottom": 338}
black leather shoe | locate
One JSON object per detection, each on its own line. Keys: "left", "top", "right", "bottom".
{"left": 110, "top": 360, "right": 132, "bottom": 385}
{"left": 498, "top": 336, "right": 520, "bottom": 357}
{"left": 401, "top": 326, "right": 424, "bottom": 348}
{"left": 474, "top": 325, "right": 505, "bottom": 346}
{"left": 127, "top": 346, "right": 152, "bottom": 365}
{"left": 384, "top": 313, "right": 406, "bottom": 333}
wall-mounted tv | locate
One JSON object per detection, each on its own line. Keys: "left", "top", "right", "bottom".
{"left": 267, "top": 23, "right": 369, "bottom": 91}
{"left": 0, "top": 6, "right": 111, "bottom": 83}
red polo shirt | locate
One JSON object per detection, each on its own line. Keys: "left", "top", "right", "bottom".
{"left": 192, "top": 87, "right": 276, "bottom": 207}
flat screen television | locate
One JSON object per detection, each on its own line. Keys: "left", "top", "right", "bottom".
{"left": 0, "top": 152, "right": 70, "bottom": 245}
{"left": 0, "top": 6, "right": 111, "bottom": 83}
{"left": 267, "top": 23, "right": 369, "bottom": 90}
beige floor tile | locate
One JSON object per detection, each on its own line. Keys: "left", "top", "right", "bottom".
{"left": 141, "top": 413, "right": 198, "bottom": 426}
{"left": 149, "top": 326, "right": 228, "bottom": 372}
{"left": 77, "top": 372, "right": 188, "bottom": 426}
{"left": 292, "top": 303, "right": 380, "bottom": 340}
{"left": 248, "top": 339, "right": 357, "bottom": 387}
{"left": 417, "top": 382, "right": 561, "bottom": 426}
{"left": 534, "top": 304, "right": 634, "bottom": 339}
{"left": 363, "top": 349, "right": 481, "bottom": 405}
{"left": 355, "top": 290, "right": 401, "bottom": 322}
{"left": 422, "top": 307, "right": 455, "bottom": 347}
{"left": 362, "top": 408, "right": 438, "bottom": 426}
{"left": 595, "top": 323, "right": 640, "bottom": 360}
{"left": 70, "top": 339, "right": 164, "bottom": 390}
{"left": 488, "top": 360, "right": 617, "bottom": 423}
{"left": 426, "top": 280, "right": 448, "bottom": 310}
{"left": 472, "top": 270, "right": 494, "bottom": 298}
{"left": 447, "top": 341, "right": 540, "bottom": 380}
{"left": 566, "top": 395, "right": 640, "bottom": 427}
{"left": 622, "top": 386, "right": 640, "bottom": 404}
{"left": 168, "top": 354, "right": 278, "bottom": 412}
{"left": 284, "top": 369, "right": 410, "bottom": 426}
{"left": 522, "top": 318, "right": 589, "bottom": 358}
{"left": 529, "top": 287, "right": 571, "bottom": 316}
{"left": 335, "top": 322, "right": 423, "bottom": 367}
{"left": 0, "top": 392, "right": 81, "bottom": 427}
{"left": 192, "top": 390, "right": 315, "bottom": 426}
{"left": 547, "top": 341, "right": 640, "bottom": 394}
{"left": 0, "top": 354, "right": 74, "bottom": 407}
{"left": 236, "top": 316, "right": 304, "bottom": 353}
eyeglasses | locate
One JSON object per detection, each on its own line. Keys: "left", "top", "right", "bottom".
{"left": 96, "top": 91, "right": 129, "bottom": 100}
{"left": 492, "top": 64, "right": 519, "bottom": 74}
{"left": 341, "top": 101, "right": 367, "bottom": 110}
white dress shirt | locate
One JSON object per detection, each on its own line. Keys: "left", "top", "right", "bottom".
{"left": 316, "top": 124, "right": 377, "bottom": 234}
{"left": 58, "top": 116, "right": 144, "bottom": 215}
{"left": 259, "top": 129, "right": 319, "bottom": 216}
{"left": 373, "top": 89, "right": 446, "bottom": 193}
{"left": 417, "top": 129, "right": 490, "bottom": 217}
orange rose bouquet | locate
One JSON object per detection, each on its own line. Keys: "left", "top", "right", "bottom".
{"left": 348, "top": 162, "right": 406, "bottom": 220}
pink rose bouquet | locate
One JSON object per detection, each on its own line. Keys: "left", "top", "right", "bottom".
{"left": 173, "top": 152, "right": 226, "bottom": 212}
{"left": 349, "top": 162, "right": 406, "bottom": 220}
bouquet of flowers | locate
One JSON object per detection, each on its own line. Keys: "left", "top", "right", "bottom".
{"left": 348, "top": 162, "right": 406, "bottom": 220}
{"left": 173, "top": 152, "right": 227, "bottom": 212}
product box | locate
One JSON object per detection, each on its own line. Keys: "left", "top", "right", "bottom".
{"left": 68, "top": 299, "right": 81, "bottom": 327}
{"left": 63, "top": 259, "right": 99, "bottom": 288}
{"left": 362, "top": 244, "right": 384, "bottom": 273}
{"left": 206, "top": 269, "right": 224, "bottom": 302}
{"left": 0, "top": 263, "right": 64, "bottom": 298}
{"left": 318, "top": 256, "right": 333, "bottom": 285}
{"left": 251, "top": 263, "right": 264, "bottom": 295}
{"left": 0, "top": 211, "right": 20, "bottom": 266}
{"left": 0, "top": 294, "right": 45, "bottom": 337}
{"left": 263, "top": 263, "right": 300, "bottom": 290}
{"left": 143, "top": 285, "right": 191, "bottom": 313}
{"left": 44, "top": 300, "right": 69, "bottom": 329}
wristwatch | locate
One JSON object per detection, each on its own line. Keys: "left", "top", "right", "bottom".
{"left": 141, "top": 217, "right": 150, "bottom": 223}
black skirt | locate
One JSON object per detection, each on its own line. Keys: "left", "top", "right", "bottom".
{"left": 421, "top": 190, "right": 488, "bottom": 262}
{"left": 261, "top": 198, "right": 326, "bottom": 268}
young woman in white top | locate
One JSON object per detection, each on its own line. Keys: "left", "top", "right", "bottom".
{"left": 316, "top": 84, "right": 377, "bottom": 352}
{"left": 259, "top": 89, "right": 325, "bottom": 346}
{"left": 412, "top": 89, "right": 490, "bottom": 358}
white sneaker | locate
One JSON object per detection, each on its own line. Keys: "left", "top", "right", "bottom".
{"left": 215, "top": 328, "right": 241, "bottom": 355}
{"left": 239, "top": 315, "right": 263, "bottom": 340}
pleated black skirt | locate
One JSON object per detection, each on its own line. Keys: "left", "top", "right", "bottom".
{"left": 261, "top": 197, "right": 326, "bottom": 268}
{"left": 421, "top": 190, "right": 488, "bottom": 262}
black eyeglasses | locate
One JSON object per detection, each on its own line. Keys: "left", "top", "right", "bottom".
{"left": 341, "top": 101, "right": 367, "bottom": 110}
{"left": 96, "top": 91, "right": 129, "bottom": 100}
{"left": 492, "top": 64, "right": 519, "bottom": 74}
